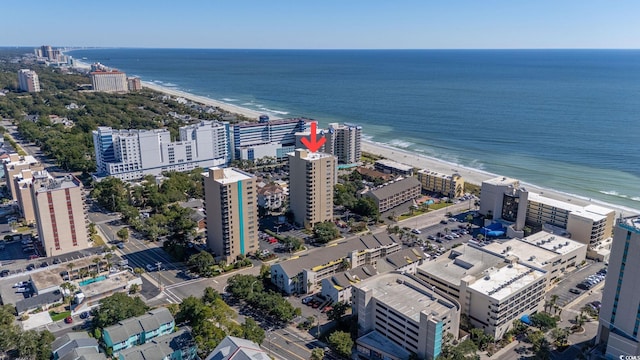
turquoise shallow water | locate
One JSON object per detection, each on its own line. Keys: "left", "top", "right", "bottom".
{"left": 69, "top": 49, "right": 640, "bottom": 211}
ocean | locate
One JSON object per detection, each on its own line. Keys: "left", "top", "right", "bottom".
{"left": 68, "top": 49, "right": 640, "bottom": 211}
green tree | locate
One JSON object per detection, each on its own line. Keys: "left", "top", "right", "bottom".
{"left": 328, "top": 330, "right": 354, "bottom": 358}
{"left": 314, "top": 221, "right": 340, "bottom": 244}
{"left": 116, "top": 228, "right": 129, "bottom": 243}
{"left": 530, "top": 312, "right": 557, "bottom": 331}
{"left": 327, "top": 301, "right": 349, "bottom": 323}
{"left": 93, "top": 292, "right": 149, "bottom": 328}
{"left": 188, "top": 251, "right": 216, "bottom": 276}
{"left": 227, "top": 275, "right": 263, "bottom": 300}
{"left": 310, "top": 348, "right": 325, "bottom": 360}
{"left": 241, "top": 317, "right": 265, "bottom": 345}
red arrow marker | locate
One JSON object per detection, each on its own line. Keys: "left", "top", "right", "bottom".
{"left": 300, "top": 122, "right": 326, "bottom": 153}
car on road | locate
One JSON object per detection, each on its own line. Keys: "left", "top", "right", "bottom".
{"left": 569, "top": 288, "right": 581, "bottom": 294}
{"left": 440, "top": 220, "right": 448, "bottom": 224}
{"left": 64, "top": 316, "right": 73, "bottom": 324}
{"left": 0, "top": 270, "right": 10, "bottom": 277}
{"left": 116, "top": 242, "right": 125, "bottom": 249}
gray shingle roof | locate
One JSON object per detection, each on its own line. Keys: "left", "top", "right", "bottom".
{"left": 329, "top": 264, "right": 377, "bottom": 289}
{"left": 15, "top": 291, "right": 62, "bottom": 314}
{"left": 368, "top": 177, "right": 421, "bottom": 201}
{"left": 119, "top": 329, "right": 195, "bottom": 360}
{"left": 104, "top": 307, "right": 174, "bottom": 345}
{"left": 275, "top": 233, "right": 400, "bottom": 278}
{"left": 385, "top": 247, "right": 424, "bottom": 269}
{"left": 205, "top": 336, "right": 269, "bottom": 360}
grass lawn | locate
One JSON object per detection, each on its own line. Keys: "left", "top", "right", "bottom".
{"left": 92, "top": 235, "right": 105, "bottom": 246}
{"left": 49, "top": 310, "right": 71, "bottom": 322}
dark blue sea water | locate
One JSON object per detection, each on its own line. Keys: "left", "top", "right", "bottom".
{"left": 69, "top": 49, "right": 640, "bottom": 211}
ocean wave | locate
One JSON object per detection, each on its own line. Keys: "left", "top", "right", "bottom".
{"left": 222, "top": 98, "right": 238, "bottom": 102}
{"left": 164, "top": 83, "right": 178, "bottom": 87}
{"left": 388, "top": 139, "right": 413, "bottom": 148}
{"left": 599, "top": 190, "right": 640, "bottom": 202}
{"left": 259, "top": 107, "right": 289, "bottom": 115}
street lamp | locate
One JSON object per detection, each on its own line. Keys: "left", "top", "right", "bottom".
{"left": 275, "top": 224, "right": 282, "bottom": 235}
{"left": 314, "top": 314, "right": 320, "bottom": 339}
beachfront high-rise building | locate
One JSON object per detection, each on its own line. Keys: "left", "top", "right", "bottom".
{"left": 417, "top": 169, "right": 465, "bottom": 198}
{"left": 90, "top": 70, "right": 128, "bottom": 92}
{"left": 92, "top": 121, "right": 230, "bottom": 181}
{"left": 230, "top": 117, "right": 311, "bottom": 161}
{"left": 596, "top": 217, "right": 640, "bottom": 359}
{"left": 295, "top": 122, "right": 362, "bottom": 164}
{"left": 288, "top": 149, "right": 336, "bottom": 229}
{"left": 204, "top": 167, "right": 258, "bottom": 261}
{"left": 3, "top": 153, "right": 44, "bottom": 201}
{"left": 18, "top": 69, "right": 41, "bottom": 93}
{"left": 32, "top": 175, "right": 90, "bottom": 257}
{"left": 479, "top": 176, "right": 615, "bottom": 244}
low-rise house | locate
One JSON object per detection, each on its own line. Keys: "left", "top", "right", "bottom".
{"left": 374, "top": 159, "right": 414, "bottom": 176}
{"left": 257, "top": 183, "right": 286, "bottom": 210}
{"left": 118, "top": 328, "right": 197, "bottom": 360}
{"left": 103, "top": 308, "right": 175, "bottom": 354}
{"left": 15, "top": 290, "right": 63, "bottom": 315}
{"left": 205, "top": 336, "right": 269, "bottom": 360}
{"left": 52, "top": 333, "right": 104, "bottom": 360}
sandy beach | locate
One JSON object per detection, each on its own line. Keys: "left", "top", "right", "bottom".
{"left": 141, "top": 82, "right": 263, "bottom": 120}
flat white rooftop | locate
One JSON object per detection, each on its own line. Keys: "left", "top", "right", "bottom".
{"left": 527, "top": 192, "right": 583, "bottom": 213}
{"left": 468, "top": 262, "right": 545, "bottom": 301}
{"left": 520, "top": 232, "right": 585, "bottom": 255}
{"left": 208, "top": 167, "right": 253, "bottom": 184}
{"left": 355, "top": 273, "right": 455, "bottom": 322}
{"left": 288, "top": 149, "right": 334, "bottom": 161}
{"left": 6, "top": 155, "right": 38, "bottom": 166}
{"left": 418, "top": 169, "right": 461, "bottom": 179}
{"left": 483, "top": 176, "right": 519, "bottom": 186}
{"left": 375, "top": 159, "right": 413, "bottom": 171}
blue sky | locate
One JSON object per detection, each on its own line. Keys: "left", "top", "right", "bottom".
{"left": 2, "top": 1, "right": 638, "bottom": 49}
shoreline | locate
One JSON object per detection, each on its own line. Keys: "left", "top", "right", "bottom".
{"left": 69, "top": 59, "right": 638, "bottom": 216}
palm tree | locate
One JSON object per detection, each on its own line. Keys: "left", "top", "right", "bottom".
{"left": 129, "top": 284, "right": 141, "bottom": 294}
{"left": 67, "top": 262, "right": 75, "bottom": 279}
{"left": 92, "top": 257, "right": 100, "bottom": 273}
{"left": 78, "top": 268, "right": 88, "bottom": 280}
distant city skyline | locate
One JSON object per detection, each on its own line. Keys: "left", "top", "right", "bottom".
{"left": 2, "top": 0, "right": 638, "bottom": 49}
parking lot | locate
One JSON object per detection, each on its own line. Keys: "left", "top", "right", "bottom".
{"left": 547, "top": 261, "right": 606, "bottom": 306}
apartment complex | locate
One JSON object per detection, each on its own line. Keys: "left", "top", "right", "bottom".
{"left": 118, "top": 329, "right": 197, "bottom": 360}
{"left": 480, "top": 176, "right": 615, "bottom": 244}
{"left": 597, "top": 217, "right": 640, "bottom": 359}
{"left": 364, "top": 176, "right": 421, "bottom": 213}
{"left": 353, "top": 273, "right": 461, "bottom": 360}
{"left": 417, "top": 169, "right": 464, "bottom": 198}
{"left": 204, "top": 167, "right": 258, "bottom": 261}
{"left": 102, "top": 308, "right": 175, "bottom": 354}
{"left": 93, "top": 121, "right": 229, "bottom": 180}
{"left": 256, "top": 183, "right": 286, "bottom": 210}
{"left": 31, "top": 175, "right": 89, "bottom": 257}
{"left": 295, "top": 122, "right": 362, "bottom": 164}
{"left": 18, "top": 69, "right": 41, "bottom": 92}
{"left": 270, "top": 233, "right": 401, "bottom": 294}
{"left": 288, "top": 149, "right": 336, "bottom": 229}
{"left": 320, "top": 264, "right": 377, "bottom": 305}
{"left": 3, "top": 153, "right": 43, "bottom": 201}
{"left": 231, "top": 117, "right": 310, "bottom": 161}
{"left": 416, "top": 244, "right": 547, "bottom": 339}
{"left": 90, "top": 70, "right": 128, "bottom": 92}
{"left": 375, "top": 159, "right": 414, "bottom": 176}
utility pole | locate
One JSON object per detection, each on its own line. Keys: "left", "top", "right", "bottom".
{"left": 156, "top": 261, "right": 163, "bottom": 291}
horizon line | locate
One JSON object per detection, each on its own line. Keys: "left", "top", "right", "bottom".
{"left": 3, "top": 46, "right": 640, "bottom": 51}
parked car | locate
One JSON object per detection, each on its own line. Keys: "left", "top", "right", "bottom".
{"left": 116, "top": 242, "right": 125, "bottom": 249}
{"left": 64, "top": 316, "right": 73, "bottom": 324}
{"left": 26, "top": 264, "right": 35, "bottom": 271}
{"left": 569, "top": 288, "right": 581, "bottom": 294}
{"left": 16, "top": 287, "right": 30, "bottom": 293}
{"left": 79, "top": 312, "right": 89, "bottom": 319}
{"left": 427, "top": 235, "right": 436, "bottom": 240}
{"left": 0, "top": 270, "right": 10, "bottom": 277}
{"left": 411, "top": 229, "right": 421, "bottom": 234}
{"left": 146, "top": 264, "right": 156, "bottom": 272}
{"left": 13, "top": 281, "right": 29, "bottom": 288}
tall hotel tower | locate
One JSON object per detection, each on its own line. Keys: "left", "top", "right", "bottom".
{"left": 18, "top": 69, "right": 41, "bottom": 93}
{"left": 288, "top": 149, "right": 337, "bottom": 229}
{"left": 204, "top": 167, "right": 258, "bottom": 261}
{"left": 597, "top": 216, "right": 640, "bottom": 358}
{"left": 32, "top": 175, "right": 89, "bottom": 257}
